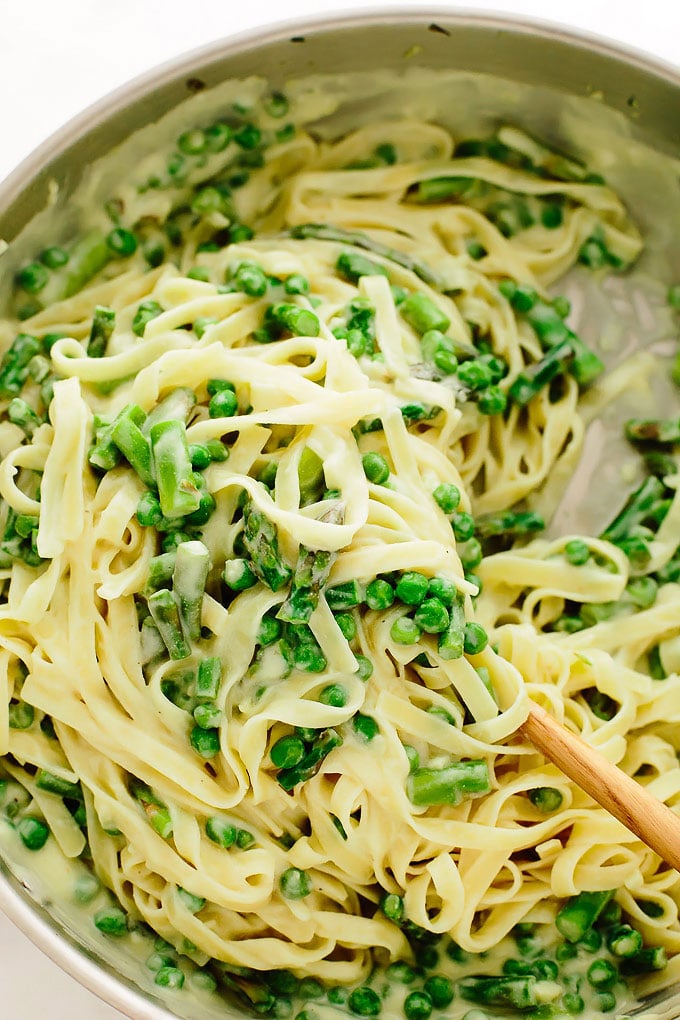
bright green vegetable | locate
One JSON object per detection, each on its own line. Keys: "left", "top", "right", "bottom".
{"left": 463, "top": 621, "right": 488, "bottom": 655}
{"left": 94, "top": 906, "right": 128, "bottom": 936}
{"left": 265, "top": 302, "right": 320, "bottom": 338}
{"left": 0, "top": 333, "right": 42, "bottom": 398}
{"left": 528, "top": 787, "right": 563, "bottom": 813}
{"left": 401, "top": 292, "right": 450, "bottom": 335}
{"left": 432, "top": 483, "right": 461, "bottom": 514}
{"left": 277, "top": 729, "right": 342, "bottom": 790}
{"left": 475, "top": 510, "right": 545, "bottom": 539}
{"left": 242, "top": 501, "right": 293, "bottom": 592}
{"left": 111, "top": 405, "right": 155, "bottom": 486}
{"left": 173, "top": 540, "right": 210, "bottom": 642}
{"left": 279, "top": 867, "right": 311, "bottom": 899}
{"left": 337, "top": 251, "right": 389, "bottom": 284}
{"left": 155, "top": 966, "right": 185, "bottom": 989}
{"left": 148, "top": 589, "right": 191, "bottom": 661}
{"left": 365, "top": 578, "right": 395, "bottom": 610}
{"left": 142, "top": 388, "right": 196, "bottom": 434}
{"left": 414, "top": 598, "right": 449, "bottom": 633}
{"left": 555, "top": 890, "right": 615, "bottom": 942}
{"left": 407, "top": 760, "right": 491, "bottom": 806}
{"left": 403, "top": 991, "right": 432, "bottom": 1020}
{"left": 390, "top": 616, "right": 422, "bottom": 644}
{"left": 132, "top": 299, "right": 163, "bottom": 337}
{"left": 7, "top": 397, "right": 41, "bottom": 437}
{"left": 232, "top": 260, "right": 268, "bottom": 297}
{"left": 288, "top": 224, "right": 443, "bottom": 289}
{"left": 319, "top": 684, "right": 348, "bottom": 708}
{"left": 206, "top": 816, "right": 237, "bottom": 848}
{"left": 190, "top": 725, "right": 221, "bottom": 759}
{"left": 607, "top": 925, "right": 643, "bottom": 958}
{"left": 271, "top": 735, "right": 306, "bottom": 768}
{"left": 619, "top": 945, "right": 667, "bottom": 975}
{"left": 348, "top": 988, "right": 382, "bottom": 1016}
{"left": 35, "top": 770, "right": 81, "bottom": 798}
{"left": 362, "top": 452, "right": 390, "bottom": 484}
{"left": 458, "top": 976, "right": 537, "bottom": 1010}
{"left": 17, "top": 815, "right": 50, "bottom": 850}
{"left": 150, "top": 419, "right": 202, "bottom": 519}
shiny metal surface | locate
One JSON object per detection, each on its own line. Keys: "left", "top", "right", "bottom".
{"left": 1, "top": 9, "right": 680, "bottom": 1019}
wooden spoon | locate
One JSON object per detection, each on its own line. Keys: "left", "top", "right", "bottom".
{"left": 522, "top": 702, "right": 680, "bottom": 872}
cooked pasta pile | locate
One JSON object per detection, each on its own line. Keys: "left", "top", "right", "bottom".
{"left": 2, "top": 89, "right": 680, "bottom": 1014}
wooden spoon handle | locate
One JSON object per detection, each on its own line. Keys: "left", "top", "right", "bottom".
{"left": 521, "top": 701, "right": 680, "bottom": 872}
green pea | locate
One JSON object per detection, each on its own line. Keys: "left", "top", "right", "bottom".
{"left": 206, "top": 816, "right": 237, "bottom": 848}
{"left": 353, "top": 713, "right": 379, "bottom": 741}
{"left": 236, "top": 827, "right": 255, "bottom": 849}
{"left": 457, "top": 360, "right": 493, "bottom": 390}
{"left": 209, "top": 389, "right": 239, "bottom": 418}
{"left": 136, "top": 491, "right": 163, "bottom": 527}
{"left": 463, "top": 621, "right": 488, "bottom": 655}
{"left": 279, "top": 867, "right": 311, "bottom": 899}
{"left": 284, "top": 274, "right": 310, "bottom": 295}
{"left": 234, "top": 123, "right": 262, "bottom": 150}
{"left": 452, "top": 511, "right": 475, "bottom": 542}
{"left": 403, "top": 991, "right": 432, "bottom": 1020}
{"left": 74, "top": 873, "right": 101, "bottom": 904}
{"left": 17, "top": 816, "right": 50, "bottom": 851}
{"left": 427, "top": 575, "right": 457, "bottom": 606}
{"left": 477, "top": 385, "right": 507, "bottom": 416}
{"left": 458, "top": 538, "right": 483, "bottom": 571}
{"left": 395, "top": 571, "right": 429, "bottom": 606}
{"left": 596, "top": 991, "right": 617, "bottom": 1012}
{"left": 190, "top": 726, "right": 221, "bottom": 759}
{"left": 258, "top": 614, "right": 282, "bottom": 646}
{"left": 271, "top": 735, "right": 306, "bottom": 768}
{"left": 8, "top": 701, "right": 34, "bottom": 730}
{"left": 319, "top": 684, "right": 348, "bottom": 708}
{"left": 587, "top": 959, "right": 617, "bottom": 990}
{"left": 565, "top": 539, "right": 590, "bottom": 565}
{"left": 366, "top": 578, "right": 395, "bottom": 610}
{"left": 362, "top": 452, "right": 390, "bottom": 484}
{"left": 414, "top": 598, "right": 449, "bottom": 633}
{"left": 40, "top": 246, "right": 69, "bottom": 269}
{"left": 348, "top": 987, "right": 382, "bottom": 1016}
{"left": 562, "top": 993, "right": 585, "bottom": 1014}
{"left": 541, "top": 203, "right": 564, "bottom": 229}
{"left": 188, "top": 443, "right": 212, "bottom": 470}
{"left": 177, "top": 128, "right": 207, "bottom": 155}
{"left": 423, "top": 975, "right": 454, "bottom": 1009}
{"left": 94, "top": 906, "right": 128, "bottom": 936}
{"left": 155, "top": 966, "right": 185, "bottom": 988}
{"left": 17, "top": 262, "right": 50, "bottom": 294}
{"left": 265, "top": 91, "right": 290, "bottom": 118}
{"left": 233, "top": 260, "right": 268, "bottom": 297}
{"left": 335, "top": 612, "right": 357, "bottom": 641}
{"left": 355, "top": 655, "right": 374, "bottom": 681}
{"left": 432, "top": 482, "right": 461, "bottom": 514}
{"left": 107, "top": 228, "right": 137, "bottom": 257}
{"left": 387, "top": 961, "right": 417, "bottom": 984}
{"left": 204, "top": 121, "right": 232, "bottom": 152}
{"left": 390, "top": 616, "right": 422, "bottom": 645}
{"left": 193, "top": 703, "right": 222, "bottom": 729}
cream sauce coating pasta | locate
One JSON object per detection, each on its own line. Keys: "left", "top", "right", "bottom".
{"left": 1, "top": 102, "right": 679, "bottom": 1012}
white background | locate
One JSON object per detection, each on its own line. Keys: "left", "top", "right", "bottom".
{"left": 0, "top": 1, "right": 678, "bottom": 1018}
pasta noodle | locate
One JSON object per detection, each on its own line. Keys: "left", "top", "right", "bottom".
{"left": 1, "top": 86, "right": 680, "bottom": 1016}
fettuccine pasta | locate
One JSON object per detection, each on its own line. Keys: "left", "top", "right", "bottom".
{"left": 1, "top": 86, "right": 679, "bottom": 1017}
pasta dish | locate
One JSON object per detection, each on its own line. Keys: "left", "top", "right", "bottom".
{"left": 1, "top": 79, "right": 679, "bottom": 1019}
